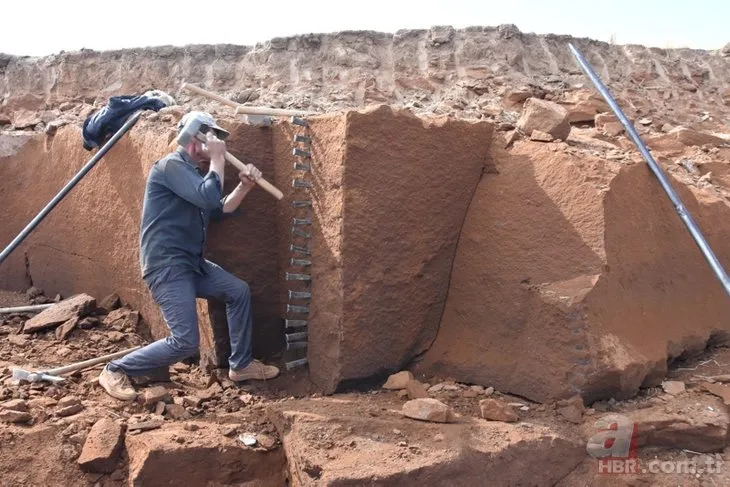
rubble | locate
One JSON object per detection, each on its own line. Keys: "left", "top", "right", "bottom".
{"left": 516, "top": 98, "right": 571, "bottom": 140}
{"left": 661, "top": 380, "right": 686, "bottom": 395}
{"left": 22, "top": 294, "right": 96, "bottom": 333}
{"left": 56, "top": 396, "right": 84, "bottom": 417}
{"left": 77, "top": 418, "right": 125, "bottom": 473}
{"left": 405, "top": 379, "right": 429, "bottom": 399}
{"left": 138, "top": 386, "right": 171, "bottom": 407}
{"left": 556, "top": 395, "right": 584, "bottom": 424}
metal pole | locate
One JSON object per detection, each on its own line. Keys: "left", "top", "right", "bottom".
{"left": 568, "top": 43, "right": 730, "bottom": 296}
{"left": 0, "top": 303, "right": 53, "bottom": 314}
{"left": 0, "top": 111, "right": 143, "bottom": 266}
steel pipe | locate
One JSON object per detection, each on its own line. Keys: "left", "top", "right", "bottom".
{"left": 568, "top": 43, "right": 730, "bottom": 296}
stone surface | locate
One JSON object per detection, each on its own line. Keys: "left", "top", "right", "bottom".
{"left": 661, "top": 380, "right": 686, "bottom": 395}
{"left": 419, "top": 140, "right": 730, "bottom": 402}
{"left": 77, "top": 418, "right": 125, "bottom": 473}
{"left": 479, "top": 399, "right": 519, "bottom": 422}
{"left": 56, "top": 396, "right": 84, "bottom": 417}
{"left": 98, "top": 293, "right": 121, "bottom": 312}
{"left": 402, "top": 398, "right": 454, "bottom": 423}
{"left": 703, "top": 383, "right": 730, "bottom": 405}
{"left": 559, "top": 89, "right": 609, "bottom": 123}
{"left": 556, "top": 395, "right": 585, "bottom": 424}
{"left": 2, "top": 399, "right": 29, "bottom": 412}
{"left": 587, "top": 395, "right": 730, "bottom": 453}
{"left": 406, "top": 379, "right": 430, "bottom": 399}
{"left": 516, "top": 98, "right": 571, "bottom": 140}
{"left": 268, "top": 397, "right": 584, "bottom": 485}
{"left": 0, "top": 410, "right": 32, "bottom": 423}
{"left": 138, "top": 386, "right": 171, "bottom": 407}
{"left": 383, "top": 371, "right": 414, "bottom": 390}
{"left": 125, "top": 422, "right": 286, "bottom": 486}
{"left": 54, "top": 317, "right": 79, "bottom": 340}
{"left": 165, "top": 404, "right": 191, "bottom": 420}
{"left": 529, "top": 130, "right": 554, "bottom": 142}
{"left": 306, "top": 106, "right": 492, "bottom": 392}
{"left": 594, "top": 112, "right": 618, "bottom": 129}
{"left": 23, "top": 294, "right": 96, "bottom": 333}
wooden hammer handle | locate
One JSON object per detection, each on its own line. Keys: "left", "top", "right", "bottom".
{"left": 182, "top": 82, "right": 311, "bottom": 117}
{"left": 192, "top": 132, "right": 284, "bottom": 200}
{"left": 224, "top": 151, "right": 284, "bottom": 200}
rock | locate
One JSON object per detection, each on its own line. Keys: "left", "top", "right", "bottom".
{"left": 406, "top": 379, "right": 429, "bottom": 399}
{"left": 199, "top": 382, "right": 223, "bottom": 401}
{"left": 672, "top": 127, "right": 727, "bottom": 147}
{"left": 182, "top": 396, "right": 202, "bottom": 408}
{"left": 0, "top": 410, "right": 32, "bottom": 423}
{"left": 603, "top": 121, "right": 624, "bottom": 136}
{"left": 269, "top": 396, "right": 584, "bottom": 485}
{"left": 27, "top": 397, "right": 57, "bottom": 408}
{"left": 125, "top": 423, "right": 286, "bottom": 485}
{"left": 516, "top": 98, "right": 571, "bottom": 140}
{"left": 165, "top": 404, "right": 191, "bottom": 420}
{"left": 470, "top": 385, "right": 485, "bottom": 393}
{"left": 57, "top": 396, "right": 84, "bottom": 417}
{"left": 402, "top": 398, "right": 454, "bottom": 423}
{"left": 55, "top": 317, "right": 79, "bottom": 340}
{"left": 560, "top": 90, "right": 609, "bottom": 123}
{"left": 383, "top": 371, "right": 414, "bottom": 390}
{"left": 529, "top": 130, "right": 554, "bottom": 142}
{"left": 397, "top": 389, "right": 409, "bottom": 398}
{"left": 7, "top": 334, "right": 28, "bottom": 346}
{"left": 183, "top": 422, "right": 199, "bottom": 431}
{"left": 0, "top": 114, "right": 11, "bottom": 126}
{"left": 256, "top": 433, "right": 277, "bottom": 449}
{"left": 23, "top": 294, "right": 96, "bottom": 333}
{"left": 137, "top": 386, "right": 171, "bottom": 407}
{"left": 703, "top": 383, "right": 730, "bottom": 405}
{"left": 428, "top": 384, "right": 445, "bottom": 393}
{"left": 154, "top": 401, "right": 166, "bottom": 416}
{"left": 220, "top": 424, "right": 238, "bottom": 437}
{"left": 127, "top": 419, "right": 164, "bottom": 432}
{"left": 304, "top": 107, "right": 492, "bottom": 392}
{"left": 2, "top": 399, "right": 29, "bottom": 412}
{"left": 99, "top": 293, "right": 121, "bottom": 313}
{"left": 661, "top": 380, "right": 686, "bottom": 395}
{"left": 594, "top": 112, "right": 618, "bottom": 129}
{"left": 77, "top": 316, "right": 99, "bottom": 330}
{"left": 556, "top": 395, "right": 584, "bottom": 424}
{"left": 463, "top": 390, "right": 478, "bottom": 398}
{"left": 103, "top": 308, "right": 138, "bottom": 331}
{"left": 77, "top": 418, "right": 124, "bottom": 473}
{"left": 479, "top": 399, "right": 519, "bottom": 422}
{"left": 502, "top": 89, "right": 533, "bottom": 109}
{"left": 13, "top": 109, "right": 41, "bottom": 129}
{"left": 617, "top": 395, "right": 729, "bottom": 453}
{"left": 107, "top": 331, "right": 125, "bottom": 342}
{"left": 26, "top": 286, "right": 44, "bottom": 299}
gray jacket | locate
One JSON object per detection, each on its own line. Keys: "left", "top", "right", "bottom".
{"left": 139, "top": 148, "right": 224, "bottom": 278}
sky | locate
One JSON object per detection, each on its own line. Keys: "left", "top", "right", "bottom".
{"left": 1, "top": 0, "right": 727, "bottom": 56}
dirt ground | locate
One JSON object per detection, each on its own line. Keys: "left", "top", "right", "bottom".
{"left": 3, "top": 289, "right": 730, "bottom": 486}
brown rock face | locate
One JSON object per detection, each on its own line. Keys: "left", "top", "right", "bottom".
{"left": 516, "top": 98, "right": 571, "bottom": 140}
{"left": 306, "top": 106, "right": 491, "bottom": 392}
{"left": 77, "top": 418, "right": 125, "bottom": 473}
{"left": 22, "top": 294, "right": 95, "bottom": 333}
{"left": 268, "top": 397, "right": 584, "bottom": 485}
{"left": 419, "top": 139, "right": 730, "bottom": 402}
{"left": 402, "top": 398, "right": 454, "bottom": 423}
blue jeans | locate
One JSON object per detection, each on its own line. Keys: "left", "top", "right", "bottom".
{"left": 109, "top": 260, "right": 253, "bottom": 376}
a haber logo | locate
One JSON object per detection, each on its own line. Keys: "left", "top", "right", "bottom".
{"left": 586, "top": 414, "right": 640, "bottom": 474}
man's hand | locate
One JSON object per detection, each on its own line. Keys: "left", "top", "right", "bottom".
{"left": 203, "top": 131, "right": 226, "bottom": 162}
{"left": 239, "top": 164, "right": 262, "bottom": 188}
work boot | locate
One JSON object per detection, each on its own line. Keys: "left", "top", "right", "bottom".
{"left": 229, "top": 359, "right": 280, "bottom": 381}
{"left": 99, "top": 365, "right": 137, "bottom": 401}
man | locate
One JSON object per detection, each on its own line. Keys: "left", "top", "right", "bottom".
{"left": 99, "top": 111, "right": 279, "bottom": 401}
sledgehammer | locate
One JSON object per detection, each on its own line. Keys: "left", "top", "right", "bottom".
{"left": 176, "top": 114, "right": 284, "bottom": 200}
{"left": 11, "top": 346, "right": 141, "bottom": 384}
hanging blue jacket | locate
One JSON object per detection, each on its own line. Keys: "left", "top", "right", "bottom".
{"left": 82, "top": 95, "right": 168, "bottom": 150}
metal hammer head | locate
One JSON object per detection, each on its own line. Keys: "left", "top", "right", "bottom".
{"left": 11, "top": 368, "right": 64, "bottom": 384}
{"left": 176, "top": 111, "right": 230, "bottom": 147}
